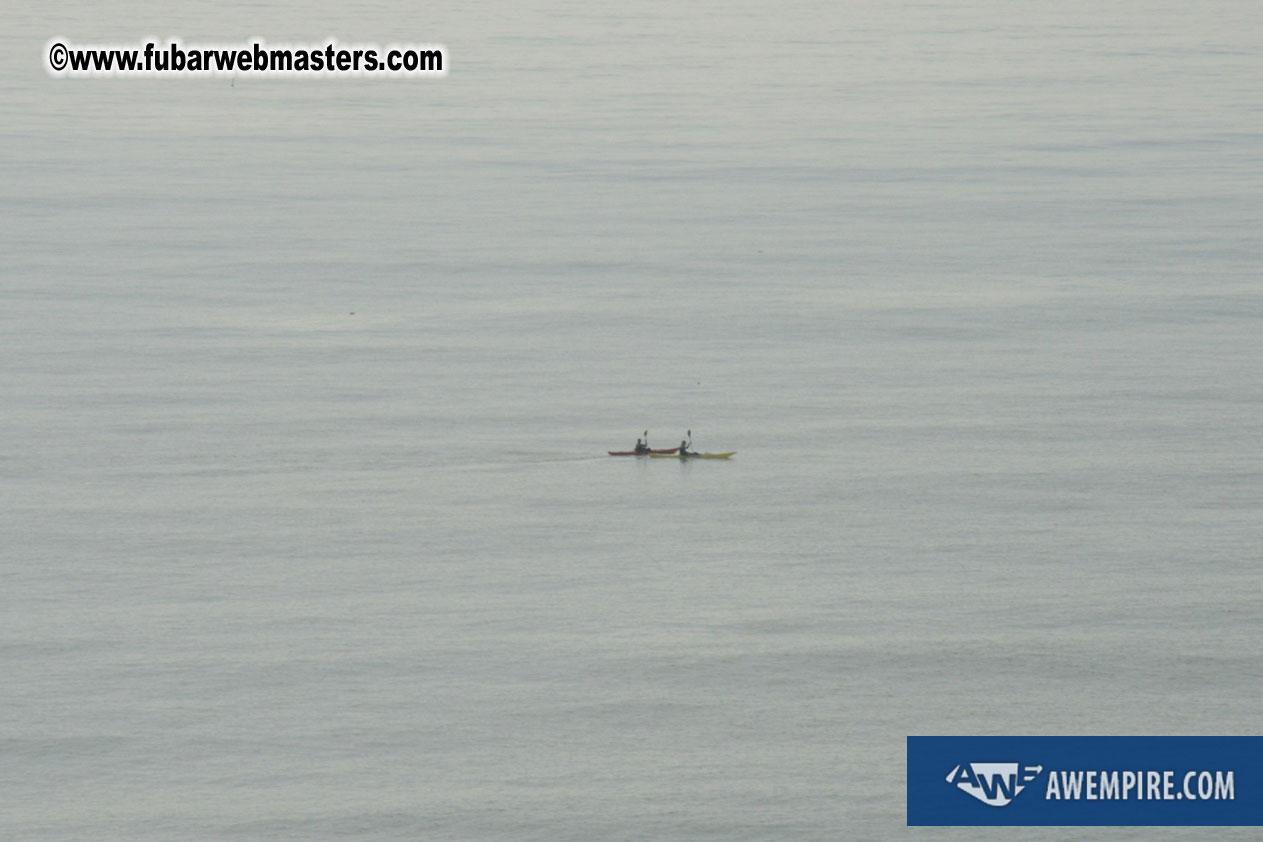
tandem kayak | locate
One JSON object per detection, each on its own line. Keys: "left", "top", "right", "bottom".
{"left": 649, "top": 451, "right": 736, "bottom": 459}
{"left": 608, "top": 447, "right": 681, "bottom": 456}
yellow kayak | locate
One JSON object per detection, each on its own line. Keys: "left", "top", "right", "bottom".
{"left": 649, "top": 451, "right": 736, "bottom": 459}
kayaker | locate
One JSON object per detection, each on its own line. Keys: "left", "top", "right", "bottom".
{"left": 679, "top": 439, "right": 694, "bottom": 457}
{"left": 634, "top": 438, "right": 649, "bottom": 454}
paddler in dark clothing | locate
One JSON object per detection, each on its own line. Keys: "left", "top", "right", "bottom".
{"left": 634, "top": 430, "right": 650, "bottom": 454}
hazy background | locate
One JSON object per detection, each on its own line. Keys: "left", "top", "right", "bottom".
{"left": 3, "top": 1, "right": 1262, "bottom": 839}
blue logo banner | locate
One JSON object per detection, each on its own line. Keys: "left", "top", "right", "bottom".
{"left": 908, "top": 736, "right": 1263, "bottom": 826}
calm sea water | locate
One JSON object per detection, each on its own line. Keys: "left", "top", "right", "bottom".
{"left": 4, "top": 1, "right": 1262, "bottom": 839}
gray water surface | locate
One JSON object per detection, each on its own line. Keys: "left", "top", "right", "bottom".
{"left": 4, "top": 1, "right": 1262, "bottom": 838}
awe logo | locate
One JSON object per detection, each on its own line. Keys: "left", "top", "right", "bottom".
{"left": 946, "top": 762, "right": 1044, "bottom": 807}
